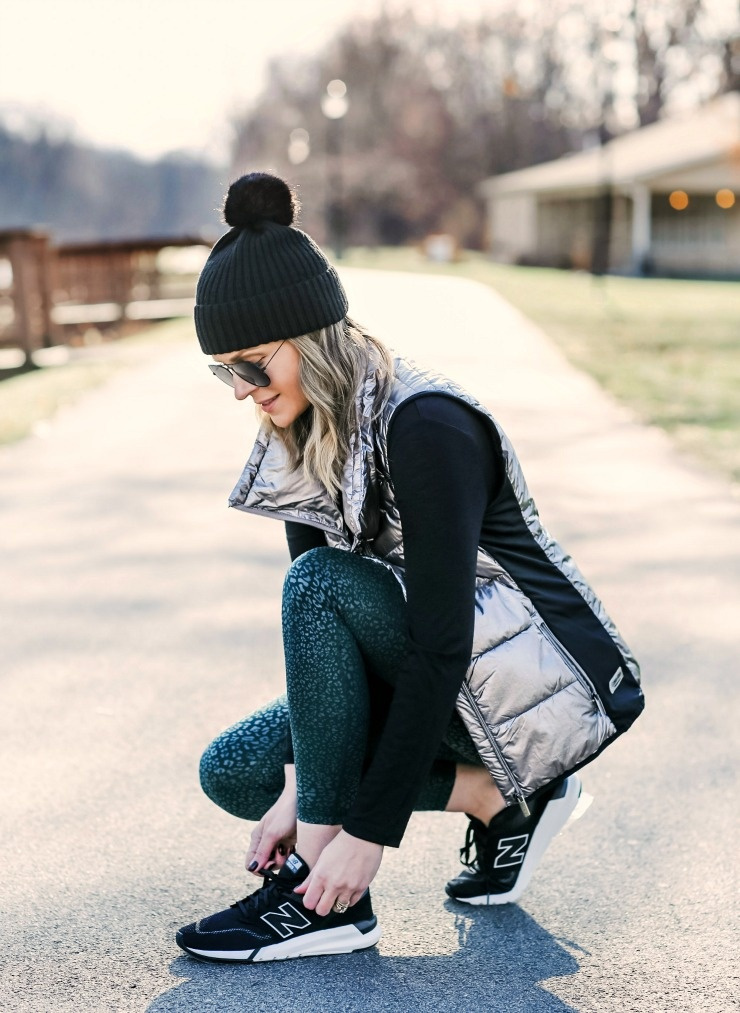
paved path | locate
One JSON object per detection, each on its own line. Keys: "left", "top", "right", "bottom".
{"left": 1, "top": 269, "right": 738, "bottom": 1013}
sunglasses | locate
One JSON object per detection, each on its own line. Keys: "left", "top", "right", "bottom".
{"left": 208, "top": 341, "right": 285, "bottom": 388}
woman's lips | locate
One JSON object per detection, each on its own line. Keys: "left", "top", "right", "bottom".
{"left": 259, "top": 395, "right": 279, "bottom": 412}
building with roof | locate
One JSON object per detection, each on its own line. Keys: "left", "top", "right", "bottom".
{"left": 480, "top": 91, "right": 740, "bottom": 278}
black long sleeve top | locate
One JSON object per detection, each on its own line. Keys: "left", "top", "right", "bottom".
{"left": 284, "top": 394, "right": 501, "bottom": 847}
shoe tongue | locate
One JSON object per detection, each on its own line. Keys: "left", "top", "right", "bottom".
{"left": 276, "top": 852, "right": 310, "bottom": 883}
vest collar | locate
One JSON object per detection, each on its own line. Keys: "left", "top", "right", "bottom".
{"left": 228, "top": 359, "right": 383, "bottom": 546}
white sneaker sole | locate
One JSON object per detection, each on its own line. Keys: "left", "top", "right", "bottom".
{"left": 456, "top": 774, "right": 582, "bottom": 906}
{"left": 182, "top": 922, "right": 382, "bottom": 963}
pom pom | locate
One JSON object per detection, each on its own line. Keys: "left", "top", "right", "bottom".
{"left": 222, "top": 173, "right": 298, "bottom": 228}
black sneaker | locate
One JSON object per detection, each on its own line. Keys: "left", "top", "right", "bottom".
{"left": 445, "top": 774, "right": 582, "bottom": 905}
{"left": 176, "top": 852, "right": 381, "bottom": 963}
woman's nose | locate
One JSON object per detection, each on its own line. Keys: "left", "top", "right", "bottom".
{"left": 232, "top": 375, "right": 257, "bottom": 400}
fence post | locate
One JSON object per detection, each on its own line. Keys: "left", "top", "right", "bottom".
{"left": 1, "top": 230, "right": 55, "bottom": 361}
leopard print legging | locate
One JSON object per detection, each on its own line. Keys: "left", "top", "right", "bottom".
{"left": 199, "top": 547, "right": 482, "bottom": 826}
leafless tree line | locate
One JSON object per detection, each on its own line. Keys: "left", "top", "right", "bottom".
{"left": 230, "top": 0, "right": 740, "bottom": 248}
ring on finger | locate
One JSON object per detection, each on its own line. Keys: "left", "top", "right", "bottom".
{"left": 332, "top": 899, "right": 349, "bottom": 914}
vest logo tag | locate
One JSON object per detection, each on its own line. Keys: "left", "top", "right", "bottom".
{"left": 609, "top": 667, "right": 624, "bottom": 694}
{"left": 494, "top": 834, "right": 529, "bottom": 868}
{"left": 260, "top": 902, "right": 311, "bottom": 939}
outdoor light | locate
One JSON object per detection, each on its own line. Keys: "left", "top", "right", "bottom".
{"left": 288, "top": 128, "right": 310, "bottom": 166}
{"left": 321, "top": 80, "right": 349, "bottom": 120}
{"left": 668, "top": 190, "right": 689, "bottom": 211}
{"left": 715, "top": 188, "right": 735, "bottom": 209}
{"left": 321, "top": 80, "right": 349, "bottom": 259}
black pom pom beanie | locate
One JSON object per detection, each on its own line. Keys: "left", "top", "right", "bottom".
{"left": 195, "top": 173, "right": 348, "bottom": 355}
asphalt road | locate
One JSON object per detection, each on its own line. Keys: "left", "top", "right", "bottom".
{"left": 1, "top": 269, "right": 738, "bottom": 1013}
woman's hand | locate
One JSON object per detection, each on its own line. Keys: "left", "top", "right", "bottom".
{"left": 245, "top": 766, "right": 297, "bottom": 876}
{"left": 294, "top": 831, "right": 383, "bottom": 916}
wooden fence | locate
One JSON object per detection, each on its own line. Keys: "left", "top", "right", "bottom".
{"left": 0, "top": 229, "right": 212, "bottom": 359}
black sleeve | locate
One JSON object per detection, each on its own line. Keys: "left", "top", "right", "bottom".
{"left": 342, "top": 395, "right": 499, "bottom": 847}
{"left": 285, "top": 521, "right": 327, "bottom": 561}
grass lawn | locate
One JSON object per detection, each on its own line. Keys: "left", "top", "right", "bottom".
{"left": 1, "top": 255, "right": 738, "bottom": 487}
{"left": 343, "top": 247, "right": 740, "bottom": 485}
{"left": 0, "top": 318, "right": 192, "bottom": 446}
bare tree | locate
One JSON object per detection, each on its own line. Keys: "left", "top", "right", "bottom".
{"left": 228, "top": 0, "right": 738, "bottom": 248}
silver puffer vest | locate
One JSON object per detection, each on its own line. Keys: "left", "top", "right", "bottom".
{"left": 229, "top": 356, "right": 644, "bottom": 813}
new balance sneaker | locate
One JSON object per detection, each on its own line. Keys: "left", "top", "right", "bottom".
{"left": 176, "top": 852, "right": 381, "bottom": 963}
{"left": 445, "top": 774, "right": 582, "bottom": 905}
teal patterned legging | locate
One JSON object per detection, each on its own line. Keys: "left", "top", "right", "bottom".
{"left": 199, "top": 547, "right": 482, "bottom": 826}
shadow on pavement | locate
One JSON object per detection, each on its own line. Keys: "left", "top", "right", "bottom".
{"left": 148, "top": 904, "right": 581, "bottom": 1013}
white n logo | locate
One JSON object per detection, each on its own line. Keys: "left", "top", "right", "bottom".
{"left": 494, "top": 834, "right": 529, "bottom": 868}
{"left": 260, "top": 902, "right": 311, "bottom": 939}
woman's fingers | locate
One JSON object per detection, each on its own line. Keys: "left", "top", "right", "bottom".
{"left": 249, "top": 839, "right": 279, "bottom": 874}
{"left": 294, "top": 871, "right": 334, "bottom": 915}
{"left": 246, "top": 825, "right": 297, "bottom": 875}
{"left": 314, "top": 891, "right": 337, "bottom": 917}
{"left": 245, "top": 823, "right": 279, "bottom": 875}
{"left": 245, "top": 791, "right": 298, "bottom": 875}
{"left": 244, "top": 823, "right": 264, "bottom": 871}
{"left": 270, "top": 843, "right": 289, "bottom": 870}
{"left": 294, "top": 831, "right": 383, "bottom": 915}
{"left": 293, "top": 869, "right": 351, "bottom": 916}
{"left": 295, "top": 874, "right": 361, "bottom": 916}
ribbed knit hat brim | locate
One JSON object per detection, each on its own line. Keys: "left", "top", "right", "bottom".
{"left": 195, "top": 221, "right": 348, "bottom": 354}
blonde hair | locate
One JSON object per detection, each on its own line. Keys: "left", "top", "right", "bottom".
{"left": 260, "top": 317, "right": 394, "bottom": 495}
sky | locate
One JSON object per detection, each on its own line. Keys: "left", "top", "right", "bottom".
{"left": 0, "top": 0, "right": 507, "bottom": 163}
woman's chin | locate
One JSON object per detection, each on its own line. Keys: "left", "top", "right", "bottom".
{"left": 268, "top": 406, "right": 311, "bottom": 429}
{"left": 264, "top": 411, "right": 290, "bottom": 429}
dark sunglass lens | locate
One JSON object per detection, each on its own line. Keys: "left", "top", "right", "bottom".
{"left": 231, "top": 363, "right": 270, "bottom": 387}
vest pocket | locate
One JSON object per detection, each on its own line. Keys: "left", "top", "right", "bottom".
{"left": 537, "top": 620, "right": 608, "bottom": 720}
{"left": 458, "top": 679, "right": 531, "bottom": 816}
{"left": 458, "top": 578, "right": 616, "bottom": 802}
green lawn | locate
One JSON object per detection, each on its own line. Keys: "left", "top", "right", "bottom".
{"left": 343, "top": 247, "right": 740, "bottom": 484}
{"left": 2, "top": 255, "right": 738, "bottom": 487}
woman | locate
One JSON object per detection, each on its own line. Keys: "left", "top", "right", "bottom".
{"left": 176, "top": 173, "right": 644, "bottom": 964}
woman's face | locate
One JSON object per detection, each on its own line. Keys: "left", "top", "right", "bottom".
{"left": 212, "top": 340, "right": 310, "bottom": 428}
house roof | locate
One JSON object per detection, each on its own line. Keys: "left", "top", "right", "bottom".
{"left": 481, "top": 91, "right": 740, "bottom": 196}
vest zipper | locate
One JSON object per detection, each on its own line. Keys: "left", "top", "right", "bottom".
{"left": 537, "top": 621, "right": 608, "bottom": 719}
{"left": 459, "top": 680, "right": 531, "bottom": 817}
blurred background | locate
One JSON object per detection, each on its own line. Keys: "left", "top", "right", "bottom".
{"left": 1, "top": 0, "right": 739, "bottom": 480}
{"left": 1, "top": 0, "right": 738, "bottom": 247}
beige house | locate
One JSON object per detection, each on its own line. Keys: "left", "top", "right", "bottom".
{"left": 480, "top": 92, "right": 740, "bottom": 277}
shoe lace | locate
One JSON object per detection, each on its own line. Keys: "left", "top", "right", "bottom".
{"left": 231, "top": 869, "right": 295, "bottom": 923}
{"left": 459, "top": 819, "right": 486, "bottom": 872}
